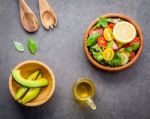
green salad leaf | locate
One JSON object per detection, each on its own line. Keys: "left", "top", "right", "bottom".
{"left": 105, "top": 53, "right": 122, "bottom": 67}
{"left": 125, "top": 47, "right": 133, "bottom": 53}
{"left": 132, "top": 43, "right": 140, "bottom": 51}
{"left": 28, "top": 38, "right": 37, "bottom": 55}
{"left": 92, "top": 52, "right": 103, "bottom": 62}
{"left": 90, "top": 44, "right": 102, "bottom": 53}
{"left": 90, "top": 44, "right": 103, "bottom": 62}
{"left": 87, "top": 33, "right": 100, "bottom": 47}
{"left": 94, "top": 17, "right": 108, "bottom": 28}
{"left": 13, "top": 41, "right": 24, "bottom": 52}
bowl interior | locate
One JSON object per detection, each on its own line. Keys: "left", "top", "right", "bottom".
{"left": 9, "top": 60, "right": 55, "bottom": 106}
{"left": 84, "top": 13, "right": 143, "bottom": 71}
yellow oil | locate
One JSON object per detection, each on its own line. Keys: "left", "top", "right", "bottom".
{"left": 73, "top": 79, "right": 95, "bottom": 102}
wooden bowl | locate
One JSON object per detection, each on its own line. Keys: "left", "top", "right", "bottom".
{"left": 84, "top": 13, "right": 144, "bottom": 72}
{"left": 9, "top": 60, "right": 55, "bottom": 106}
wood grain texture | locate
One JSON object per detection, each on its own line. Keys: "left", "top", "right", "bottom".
{"left": 9, "top": 60, "right": 55, "bottom": 106}
{"left": 84, "top": 13, "right": 144, "bottom": 72}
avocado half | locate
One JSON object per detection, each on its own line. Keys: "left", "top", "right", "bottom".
{"left": 12, "top": 69, "right": 48, "bottom": 88}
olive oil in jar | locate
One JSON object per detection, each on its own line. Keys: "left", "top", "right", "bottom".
{"left": 73, "top": 78, "right": 96, "bottom": 110}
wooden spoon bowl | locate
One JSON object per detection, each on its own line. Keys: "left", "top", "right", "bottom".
{"left": 84, "top": 13, "right": 144, "bottom": 72}
{"left": 9, "top": 60, "right": 55, "bottom": 106}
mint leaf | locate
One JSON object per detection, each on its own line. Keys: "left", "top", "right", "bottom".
{"left": 28, "top": 38, "right": 37, "bottom": 55}
{"left": 13, "top": 41, "right": 24, "bottom": 52}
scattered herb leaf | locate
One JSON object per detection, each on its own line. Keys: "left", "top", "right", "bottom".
{"left": 28, "top": 38, "right": 37, "bottom": 55}
{"left": 13, "top": 41, "right": 24, "bottom": 52}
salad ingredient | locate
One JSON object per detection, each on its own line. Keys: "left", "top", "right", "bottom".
{"left": 98, "top": 36, "right": 107, "bottom": 47}
{"left": 28, "top": 38, "right": 37, "bottom": 55}
{"left": 102, "top": 48, "right": 114, "bottom": 61}
{"left": 89, "top": 28, "right": 103, "bottom": 36}
{"left": 104, "top": 28, "right": 114, "bottom": 41}
{"left": 90, "top": 44, "right": 103, "bottom": 62}
{"left": 108, "top": 23, "right": 115, "bottom": 29}
{"left": 129, "top": 51, "right": 136, "bottom": 61}
{"left": 87, "top": 33, "right": 100, "bottom": 47}
{"left": 21, "top": 74, "right": 42, "bottom": 104}
{"left": 113, "top": 21, "right": 136, "bottom": 44}
{"left": 106, "top": 53, "right": 121, "bottom": 67}
{"left": 119, "top": 52, "right": 129, "bottom": 65}
{"left": 15, "top": 70, "right": 40, "bottom": 100}
{"left": 13, "top": 41, "right": 24, "bottom": 52}
{"left": 125, "top": 47, "right": 133, "bottom": 53}
{"left": 93, "top": 52, "right": 103, "bottom": 62}
{"left": 94, "top": 17, "right": 108, "bottom": 28}
{"left": 107, "top": 41, "right": 118, "bottom": 50}
{"left": 132, "top": 43, "right": 140, "bottom": 51}
{"left": 12, "top": 69, "right": 48, "bottom": 88}
{"left": 129, "top": 37, "right": 140, "bottom": 46}
{"left": 106, "top": 18, "right": 121, "bottom": 24}
{"left": 90, "top": 44, "right": 102, "bottom": 53}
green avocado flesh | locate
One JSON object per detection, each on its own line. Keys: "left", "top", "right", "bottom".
{"left": 15, "top": 70, "right": 40, "bottom": 100}
{"left": 21, "top": 74, "right": 42, "bottom": 104}
{"left": 12, "top": 69, "right": 48, "bottom": 88}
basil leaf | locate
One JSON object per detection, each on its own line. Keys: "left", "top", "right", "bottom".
{"left": 92, "top": 52, "right": 103, "bottom": 62}
{"left": 13, "top": 41, "right": 24, "bottom": 52}
{"left": 90, "top": 44, "right": 102, "bottom": 53}
{"left": 28, "top": 38, "right": 37, "bottom": 55}
{"left": 87, "top": 33, "right": 100, "bottom": 47}
{"left": 94, "top": 17, "right": 108, "bottom": 28}
{"left": 132, "top": 43, "right": 140, "bottom": 51}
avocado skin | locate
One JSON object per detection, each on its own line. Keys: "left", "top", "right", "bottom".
{"left": 15, "top": 70, "right": 40, "bottom": 100}
{"left": 22, "top": 74, "right": 42, "bottom": 104}
{"left": 12, "top": 69, "right": 48, "bottom": 88}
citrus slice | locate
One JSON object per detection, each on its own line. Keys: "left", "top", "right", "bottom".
{"left": 102, "top": 48, "right": 114, "bottom": 61}
{"left": 104, "top": 28, "right": 114, "bottom": 41}
{"left": 113, "top": 21, "right": 136, "bottom": 44}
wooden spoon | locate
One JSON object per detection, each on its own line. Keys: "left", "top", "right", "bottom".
{"left": 39, "top": 0, "right": 57, "bottom": 30}
{"left": 19, "top": 0, "right": 38, "bottom": 32}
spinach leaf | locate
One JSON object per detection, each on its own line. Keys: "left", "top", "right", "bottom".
{"left": 28, "top": 38, "right": 37, "bottom": 55}
{"left": 13, "top": 41, "right": 24, "bottom": 52}
{"left": 94, "top": 17, "right": 108, "bottom": 28}
{"left": 87, "top": 33, "right": 100, "bottom": 47}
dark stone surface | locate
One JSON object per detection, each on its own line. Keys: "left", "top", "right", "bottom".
{"left": 0, "top": 0, "right": 150, "bottom": 119}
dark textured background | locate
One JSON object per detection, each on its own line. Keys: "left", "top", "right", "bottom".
{"left": 0, "top": 0, "right": 150, "bottom": 119}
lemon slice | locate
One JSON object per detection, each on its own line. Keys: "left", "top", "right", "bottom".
{"left": 102, "top": 48, "right": 114, "bottom": 61}
{"left": 113, "top": 21, "right": 136, "bottom": 44}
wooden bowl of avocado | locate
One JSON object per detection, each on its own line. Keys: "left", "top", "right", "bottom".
{"left": 9, "top": 60, "right": 55, "bottom": 106}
